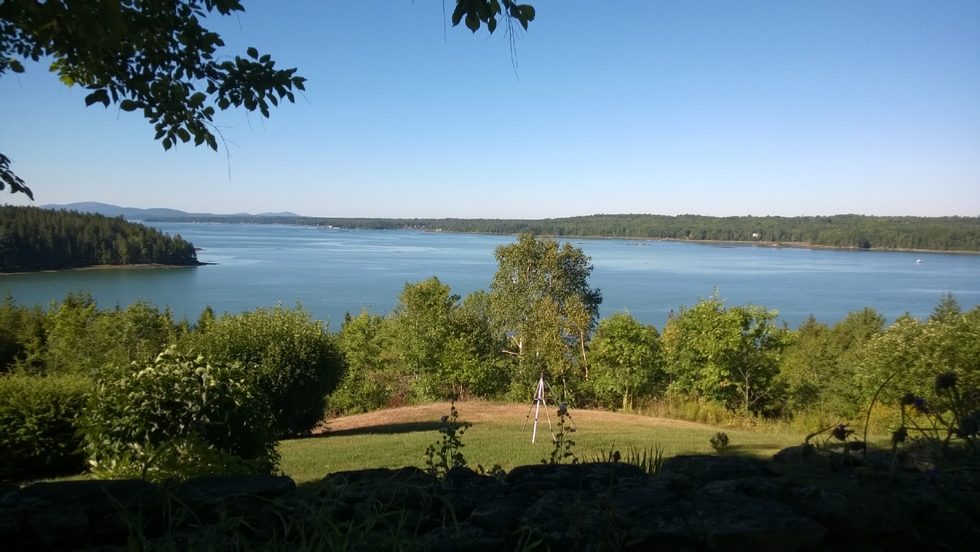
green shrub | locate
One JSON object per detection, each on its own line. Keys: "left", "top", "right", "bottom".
{"left": 0, "top": 373, "right": 91, "bottom": 479}
{"left": 80, "top": 348, "right": 278, "bottom": 481}
{"left": 187, "top": 304, "right": 347, "bottom": 437}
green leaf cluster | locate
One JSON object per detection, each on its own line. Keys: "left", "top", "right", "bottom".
{"left": 331, "top": 279, "right": 503, "bottom": 413}
{"left": 587, "top": 312, "right": 663, "bottom": 411}
{"left": 0, "top": 154, "right": 32, "bottom": 200}
{"left": 183, "top": 304, "right": 347, "bottom": 438}
{"left": 662, "top": 292, "right": 787, "bottom": 413}
{"left": 80, "top": 347, "right": 279, "bottom": 481}
{"left": 452, "top": 0, "right": 535, "bottom": 34}
{"left": 489, "top": 233, "right": 602, "bottom": 396}
{"left": 0, "top": 0, "right": 305, "bottom": 156}
{"left": 0, "top": 373, "right": 91, "bottom": 479}
{"left": 1, "top": 291, "right": 182, "bottom": 377}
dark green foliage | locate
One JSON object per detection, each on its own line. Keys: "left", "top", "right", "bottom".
{"left": 80, "top": 348, "right": 278, "bottom": 480}
{"left": 0, "top": 153, "right": 31, "bottom": 199}
{"left": 890, "top": 373, "right": 979, "bottom": 466}
{"left": 590, "top": 443, "right": 667, "bottom": 473}
{"left": 545, "top": 403, "right": 578, "bottom": 465}
{"left": 0, "top": 373, "right": 91, "bottom": 479}
{"left": 587, "top": 312, "right": 663, "bottom": 410}
{"left": 490, "top": 233, "right": 601, "bottom": 398}
{"left": 854, "top": 305, "right": 980, "bottom": 417}
{"left": 42, "top": 293, "right": 180, "bottom": 376}
{"left": 391, "top": 278, "right": 502, "bottom": 402}
{"left": 0, "top": 0, "right": 305, "bottom": 159}
{"left": 185, "top": 304, "right": 346, "bottom": 438}
{"left": 0, "top": 292, "right": 46, "bottom": 372}
{"left": 423, "top": 401, "right": 471, "bottom": 479}
{"left": 0, "top": 206, "right": 198, "bottom": 271}
{"left": 777, "top": 308, "right": 886, "bottom": 416}
{"left": 709, "top": 432, "right": 730, "bottom": 455}
{"left": 662, "top": 293, "right": 787, "bottom": 413}
{"left": 330, "top": 311, "right": 398, "bottom": 414}
{"left": 329, "top": 284, "right": 505, "bottom": 416}
{"left": 451, "top": 0, "right": 535, "bottom": 33}
{"left": 931, "top": 292, "right": 962, "bottom": 322}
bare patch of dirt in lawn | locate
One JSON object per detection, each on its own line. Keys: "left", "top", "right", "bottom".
{"left": 314, "top": 401, "right": 712, "bottom": 435}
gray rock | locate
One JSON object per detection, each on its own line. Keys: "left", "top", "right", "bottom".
{"left": 693, "top": 491, "right": 826, "bottom": 551}
{"left": 506, "top": 462, "right": 649, "bottom": 495}
{"left": 660, "top": 455, "right": 774, "bottom": 491}
{"left": 438, "top": 466, "right": 506, "bottom": 518}
{"left": 2, "top": 480, "right": 159, "bottom": 551}
{"left": 177, "top": 475, "right": 296, "bottom": 505}
{"left": 1, "top": 449, "right": 977, "bottom": 551}
{"left": 466, "top": 493, "right": 535, "bottom": 533}
{"left": 418, "top": 522, "right": 512, "bottom": 552}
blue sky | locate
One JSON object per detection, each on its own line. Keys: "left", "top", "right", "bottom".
{"left": 2, "top": 1, "right": 978, "bottom": 218}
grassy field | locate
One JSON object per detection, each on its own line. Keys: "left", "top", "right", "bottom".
{"left": 279, "top": 401, "right": 814, "bottom": 485}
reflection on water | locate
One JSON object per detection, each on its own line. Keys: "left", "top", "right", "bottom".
{"left": 3, "top": 223, "right": 978, "bottom": 330}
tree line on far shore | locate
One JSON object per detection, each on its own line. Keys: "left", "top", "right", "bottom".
{"left": 143, "top": 213, "right": 980, "bottom": 252}
{"left": 0, "top": 206, "right": 198, "bottom": 271}
{"left": 1, "top": 233, "right": 977, "bottom": 482}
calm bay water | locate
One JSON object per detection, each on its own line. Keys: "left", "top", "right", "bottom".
{"left": 3, "top": 223, "right": 979, "bottom": 330}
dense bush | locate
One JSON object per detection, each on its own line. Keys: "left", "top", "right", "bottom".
{"left": 330, "top": 311, "right": 398, "bottom": 414}
{"left": 186, "top": 305, "right": 347, "bottom": 437}
{"left": 0, "top": 373, "right": 91, "bottom": 479}
{"left": 586, "top": 312, "right": 663, "bottom": 411}
{"left": 81, "top": 348, "right": 278, "bottom": 481}
{"left": 0, "top": 293, "right": 44, "bottom": 372}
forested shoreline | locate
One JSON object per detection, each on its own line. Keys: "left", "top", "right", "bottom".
{"left": 144, "top": 213, "right": 980, "bottom": 252}
{"left": 0, "top": 206, "right": 199, "bottom": 272}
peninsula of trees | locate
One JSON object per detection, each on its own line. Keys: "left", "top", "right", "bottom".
{"left": 0, "top": 206, "right": 199, "bottom": 272}
{"left": 144, "top": 213, "right": 980, "bottom": 252}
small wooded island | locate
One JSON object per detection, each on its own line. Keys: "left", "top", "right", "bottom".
{"left": 0, "top": 206, "right": 199, "bottom": 272}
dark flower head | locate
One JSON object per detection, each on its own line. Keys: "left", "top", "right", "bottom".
{"left": 913, "top": 397, "right": 930, "bottom": 414}
{"left": 832, "top": 424, "right": 854, "bottom": 442}
{"left": 956, "top": 412, "right": 980, "bottom": 438}
{"left": 900, "top": 393, "right": 917, "bottom": 406}
{"left": 891, "top": 426, "right": 908, "bottom": 446}
{"left": 558, "top": 403, "right": 568, "bottom": 415}
{"left": 968, "top": 388, "right": 980, "bottom": 408}
{"left": 935, "top": 372, "right": 958, "bottom": 394}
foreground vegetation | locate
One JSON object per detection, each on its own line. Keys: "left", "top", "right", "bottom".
{"left": 1, "top": 233, "right": 977, "bottom": 486}
{"left": 146, "top": 212, "right": 980, "bottom": 252}
{"left": 0, "top": 205, "right": 198, "bottom": 272}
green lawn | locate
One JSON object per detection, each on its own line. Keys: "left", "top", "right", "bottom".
{"left": 279, "top": 402, "right": 814, "bottom": 485}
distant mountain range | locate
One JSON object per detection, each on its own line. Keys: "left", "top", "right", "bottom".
{"left": 40, "top": 202, "right": 301, "bottom": 220}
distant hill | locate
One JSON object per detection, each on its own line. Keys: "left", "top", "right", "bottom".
{"left": 40, "top": 202, "right": 301, "bottom": 220}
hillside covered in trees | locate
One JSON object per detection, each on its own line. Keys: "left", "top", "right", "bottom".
{"left": 0, "top": 206, "right": 199, "bottom": 272}
{"left": 145, "top": 213, "right": 980, "bottom": 252}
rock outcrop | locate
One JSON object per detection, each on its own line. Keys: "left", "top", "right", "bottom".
{"left": 1, "top": 446, "right": 977, "bottom": 551}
